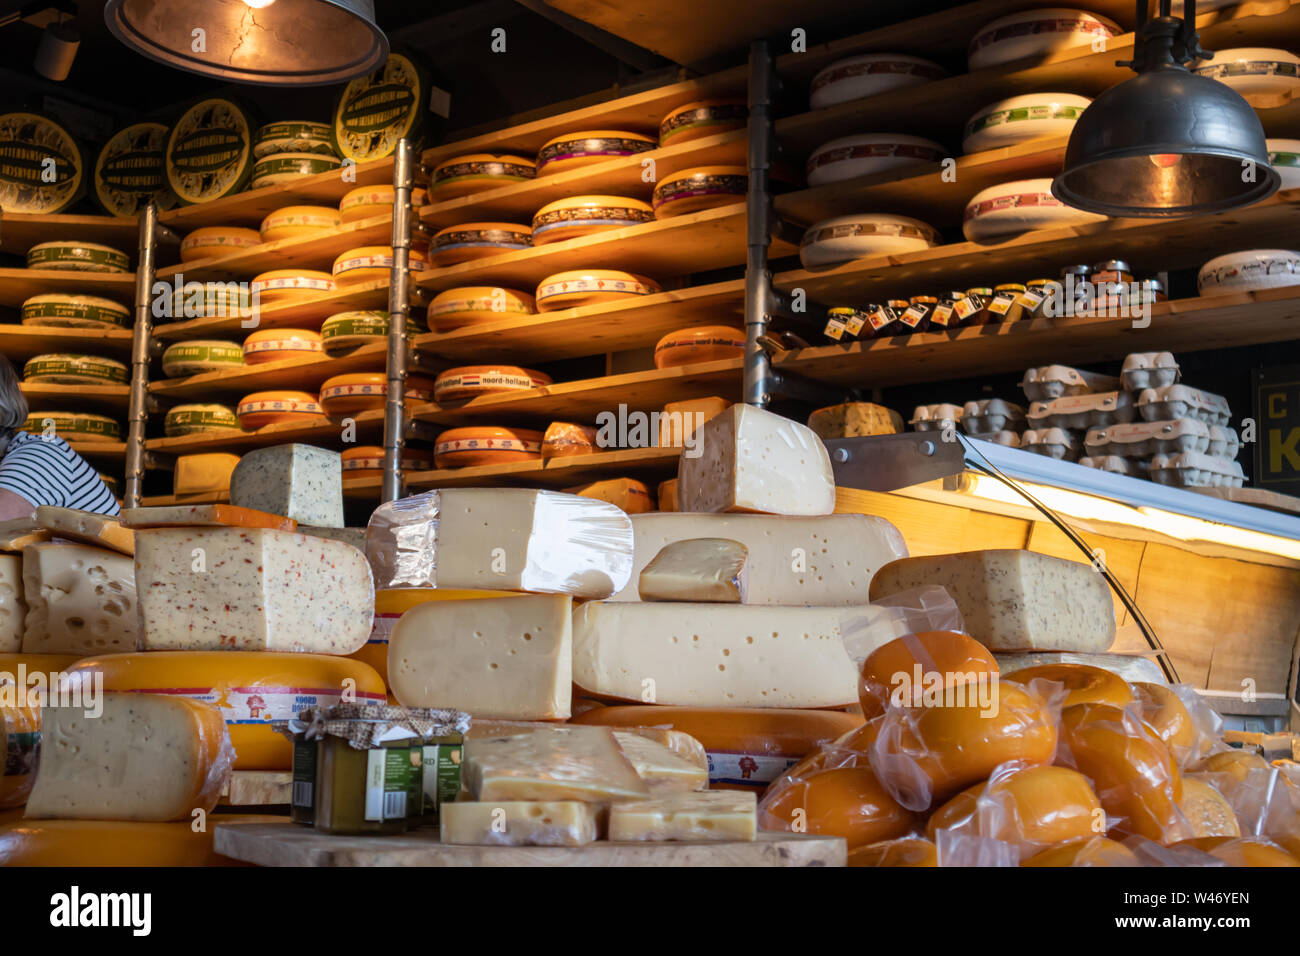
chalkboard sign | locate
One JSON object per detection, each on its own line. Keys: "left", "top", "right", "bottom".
{"left": 1254, "top": 365, "right": 1300, "bottom": 496}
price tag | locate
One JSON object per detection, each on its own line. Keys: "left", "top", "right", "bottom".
{"left": 930, "top": 302, "right": 956, "bottom": 328}
{"left": 953, "top": 296, "right": 981, "bottom": 321}
{"left": 868, "top": 306, "right": 896, "bottom": 332}
{"left": 1016, "top": 288, "right": 1046, "bottom": 310}
{"left": 823, "top": 315, "right": 849, "bottom": 340}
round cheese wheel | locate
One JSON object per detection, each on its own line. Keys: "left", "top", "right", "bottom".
{"left": 332, "top": 245, "right": 430, "bottom": 284}
{"left": 64, "top": 652, "right": 384, "bottom": 771}
{"left": 1004, "top": 661, "right": 1135, "bottom": 708}
{"left": 179, "top": 226, "right": 262, "bottom": 262}
{"left": 164, "top": 403, "right": 242, "bottom": 437}
{"left": 167, "top": 282, "right": 254, "bottom": 321}
{"left": 26, "top": 241, "right": 129, "bottom": 273}
{"left": 531, "top": 194, "right": 654, "bottom": 244}
{"left": 429, "top": 153, "right": 536, "bottom": 199}
{"left": 806, "top": 134, "right": 946, "bottom": 187}
{"left": 1132, "top": 682, "right": 1199, "bottom": 766}
{"left": 1198, "top": 249, "right": 1300, "bottom": 295}
{"left": 23, "top": 353, "right": 128, "bottom": 386}
{"left": 760, "top": 765, "right": 920, "bottom": 850}
{"left": 799, "top": 214, "right": 940, "bottom": 268}
{"left": 859, "top": 630, "right": 999, "bottom": 718}
{"left": 241, "top": 328, "right": 324, "bottom": 365}
{"left": 250, "top": 269, "right": 336, "bottom": 305}
{"left": 320, "top": 310, "right": 414, "bottom": 353}
{"left": 0, "top": 112, "right": 85, "bottom": 214}
{"left": 425, "top": 286, "right": 535, "bottom": 331}
{"left": 338, "top": 184, "right": 428, "bottom": 223}
{"left": 341, "top": 445, "right": 437, "bottom": 480}
{"left": 252, "top": 120, "right": 334, "bottom": 159}
{"left": 1174, "top": 836, "right": 1300, "bottom": 867}
{"left": 1193, "top": 48, "right": 1300, "bottom": 101}
{"left": 659, "top": 100, "right": 747, "bottom": 146}
{"left": 430, "top": 221, "right": 532, "bottom": 266}
{"left": 1201, "top": 749, "right": 1270, "bottom": 783}
{"left": 535, "top": 269, "right": 660, "bottom": 312}
{"left": 653, "top": 325, "right": 746, "bottom": 369}
{"left": 566, "top": 477, "right": 654, "bottom": 513}
{"left": 331, "top": 51, "right": 431, "bottom": 163}
{"left": 93, "top": 121, "right": 176, "bottom": 217}
{"left": 962, "top": 178, "right": 1108, "bottom": 241}
{"left": 22, "top": 410, "right": 121, "bottom": 442}
{"left": 161, "top": 338, "right": 247, "bottom": 377}
{"left": 260, "top": 205, "right": 342, "bottom": 243}
{"left": 433, "top": 426, "right": 543, "bottom": 468}
{"left": 962, "top": 93, "right": 1092, "bottom": 154}
{"left": 1178, "top": 778, "right": 1241, "bottom": 839}
{"left": 925, "top": 765, "right": 1102, "bottom": 851}
{"left": 20, "top": 293, "right": 129, "bottom": 329}
{"left": 969, "top": 8, "right": 1120, "bottom": 71}
{"left": 809, "top": 54, "right": 946, "bottom": 110}
{"left": 848, "top": 837, "right": 938, "bottom": 867}
{"left": 433, "top": 365, "right": 551, "bottom": 402}
{"left": 165, "top": 97, "right": 256, "bottom": 205}
{"left": 536, "top": 129, "right": 656, "bottom": 175}
{"left": 318, "top": 373, "right": 436, "bottom": 416}
{"left": 0, "top": 815, "right": 286, "bottom": 865}
{"left": 1022, "top": 836, "right": 1140, "bottom": 867}
{"left": 1268, "top": 138, "right": 1300, "bottom": 190}
{"left": 250, "top": 151, "right": 342, "bottom": 189}
{"left": 236, "top": 390, "right": 327, "bottom": 429}
{"left": 542, "top": 421, "right": 598, "bottom": 458}
{"left": 652, "top": 166, "right": 747, "bottom": 218}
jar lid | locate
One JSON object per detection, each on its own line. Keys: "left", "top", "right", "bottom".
{"left": 1026, "top": 278, "right": 1056, "bottom": 286}
{"left": 1092, "top": 260, "right": 1132, "bottom": 273}
{"left": 887, "top": 299, "right": 911, "bottom": 308}
{"left": 910, "top": 295, "right": 939, "bottom": 304}
{"left": 945, "top": 291, "right": 967, "bottom": 300}
{"left": 1139, "top": 277, "right": 1166, "bottom": 291}
{"left": 994, "top": 283, "right": 1026, "bottom": 292}
{"left": 965, "top": 287, "right": 993, "bottom": 296}
{"left": 1060, "top": 264, "right": 1092, "bottom": 277}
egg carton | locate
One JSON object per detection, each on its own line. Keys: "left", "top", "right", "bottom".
{"left": 1147, "top": 452, "right": 1245, "bottom": 489}
{"left": 1120, "top": 352, "right": 1180, "bottom": 392}
{"left": 963, "top": 429, "right": 1021, "bottom": 447}
{"left": 1020, "top": 427, "right": 1082, "bottom": 461}
{"left": 961, "top": 399, "right": 1026, "bottom": 434}
{"left": 1084, "top": 418, "right": 1210, "bottom": 459}
{"left": 910, "top": 403, "right": 963, "bottom": 432}
{"left": 1079, "top": 455, "right": 1149, "bottom": 478}
{"left": 1135, "top": 384, "right": 1231, "bottom": 426}
{"left": 1208, "top": 424, "right": 1241, "bottom": 459}
{"left": 1026, "top": 391, "right": 1136, "bottom": 430}
{"left": 1020, "top": 365, "right": 1121, "bottom": 402}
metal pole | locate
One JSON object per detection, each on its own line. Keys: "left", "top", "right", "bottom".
{"left": 123, "top": 203, "right": 157, "bottom": 508}
{"left": 382, "top": 139, "right": 414, "bottom": 503}
{"left": 744, "top": 39, "right": 777, "bottom": 408}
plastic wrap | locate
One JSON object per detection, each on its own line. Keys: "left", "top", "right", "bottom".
{"left": 1001, "top": 661, "right": 1135, "bottom": 708}
{"left": 1172, "top": 836, "right": 1299, "bottom": 867}
{"left": 541, "top": 421, "right": 598, "bottom": 459}
{"left": 1134, "top": 682, "right": 1218, "bottom": 768}
{"left": 842, "top": 586, "right": 965, "bottom": 664}
{"left": 1200, "top": 763, "right": 1300, "bottom": 854}
{"left": 1022, "top": 836, "right": 1141, "bottom": 866}
{"left": 757, "top": 760, "right": 919, "bottom": 850}
{"left": 364, "top": 488, "right": 634, "bottom": 598}
{"left": 1177, "top": 777, "right": 1242, "bottom": 838}
{"left": 0, "top": 689, "right": 39, "bottom": 810}
{"left": 934, "top": 830, "right": 1018, "bottom": 867}
{"left": 994, "top": 651, "right": 1165, "bottom": 685}
{"left": 1123, "top": 835, "right": 1225, "bottom": 866}
{"left": 847, "top": 836, "right": 937, "bottom": 866}
{"left": 858, "top": 630, "right": 996, "bottom": 716}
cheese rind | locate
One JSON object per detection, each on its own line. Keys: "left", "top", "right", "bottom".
{"left": 658, "top": 396, "right": 731, "bottom": 447}
{"left": 869, "top": 550, "right": 1116, "bottom": 652}
{"left": 638, "top": 537, "right": 748, "bottom": 603}
{"left": 134, "top": 528, "right": 374, "bottom": 654}
{"left": 440, "top": 801, "right": 599, "bottom": 846}
{"left": 608, "top": 791, "right": 757, "bottom": 842}
{"left": 120, "top": 504, "right": 297, "bottom": 532}
{"left": 22, "top": 543, "right": 139, "bottom": 654}
{"left": 229, "top": 444, "right": 343, "bottom": 528}
{"left": 613, "top": 731, "right": 709, "bottom": 793}
{"left": 807, "top": 402, "right": 904, "bottom": 438}
{"left": 564, "top": 477, "right": 654, "bottom": 514}
{"left": 35, "top": 507, "right": 134, "bottom": 556}
{"left": 0, "top": 556, "right": 24, "bottom": 652}
{"left": 463, "top": 725, "right": 649, "bottom": 803}
{"left": 0, "top": 515, "right": 47, "bottom": 553}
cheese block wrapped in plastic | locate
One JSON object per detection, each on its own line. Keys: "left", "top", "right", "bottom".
{"left": 608, "top": 791, "right": 757, "bottom": 842}
{"left": 22, "top": 543, "right": 139, "bottom": 655}
{"left": 613, "top": 730, "right": 708, "bottom": 793}
{"left": 678, "top": 405, "right": 835, "bottom": 515}
{"left": 441, "top": 801, "right": 600, "bottom": 846}
{"left": 364, "top": 488, "right": 633, "bottom": 599}
{"left": 870, "top": 550, "right": 1116, "bottom": 652}
{"left": 638, "top": 538, "right": 748, "bottom": 603}
{"left": 0, "top": 556, "right": 23, "bottom": 652}
{"left": 462, "top": 724, "right": 649, "bottom": 802}
{"left": 994, "top": 651, "right": 1165, "bottom": 685}
{"left": 35, "top": 507, "right": 134, "bottom": 556}
{"left": 134, "top": 528, "right": 374, "bottom": 654}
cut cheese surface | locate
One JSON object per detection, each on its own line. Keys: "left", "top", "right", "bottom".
{"left": 174, "top": 453, "right": 240, "bottom": 496}
{"left": 440, "top": 801, "right": 599, "bottom": 846}
{"left": 35, "top": 507, "right": 133, "bottom": 556}
{"left": 658, "top": 396, "right": 731, "bottom": 447}
{"left": 608, "top": 791, "right": 757, "bottom": 842}
{"left": 121, "top": 504, "right": 296, "bottom": 531}
{"left": 22, "top": 542, "right": 138, "bottom": 655}
{"left": 230, "top": 444, "right": 343, "bottom": 528}
{"left": 807, "top": 402, "right": 904, "bottom": 438}
{"left": 24, "top": 693, "right": 231, "bottom": 822}
{"left": 463, "top": 725, "right": 648, "bottom": 803}
{"left": 638, "top": 537, "right": 748, "bottom": 603}
{"left": 613, "top": 731, "right": 708, "bottom": 793}
{"left": 0, "top": 555, "right": 25, "bottom": 653}
{"left": 0, "top": 815, "right": 285, "bottom": 866}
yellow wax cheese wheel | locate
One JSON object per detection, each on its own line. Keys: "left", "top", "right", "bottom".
{"left": 654, "top": 325, "right": 747, "bottom": 369}
{"left": 425, "top": 286, "right": 535, "bottom": 331}
{"left": 320, "top": 310, "right": 418, "bottom": 354}
{"left": 179, "top": 226, "right": 261, "bottom": 262}
{"left": 331, "top": 245, "right": 430, "bottom": 284}
{"left": 252, "top": 120, "right": 334, "bottom": 159}
{"left": 433, "top": 365, "right": 551, "bottom": 402}
{"left": 430, "top": 221, "right": 532, "bottom": 266}
{"left": 22, "top": 353, "right": 128, "bottom": 386}
{"left": 340, "top": 445, "right": 437, "bottom": 480}
{"left": 530, "top": 194, "right": 654, "bottom": 244}
{"left": 659, "top": 100, "right": 748, "bottom": 146}
{"left": 433, "top": 426, "right": 544, "bottom": 468}
{"left": 250, "top": 151, "right": 342, "bottom": 189}
{"left": 236, "top": 390, "right": 327, "bottom": 429}
{"left": 241, "top": 328, "right": 324, "bottom": 365}
{"left": 249, "top": 269, "right": 336, "bottom": 304}
{"left": 0, "top": 815, "right": 288, "bottom": 866}
{"left": 20, "top": 293, "right": 130, "bottom": 329}
{"left": 164, "top": 404, "right": 242, "bottom": 437}
{"left": 26, "top": 241, "right": 129, "bottom": 273}
{"left": 318, "top": 373, "right": 436, "bottom": 416}
{"left": 22, "top": 411, "right": 121, "bottom": 442}
{"left": 428, "top": 153, "right": 536, "bottom": 199}
{"left": 565, "top": 476, "right": 655, "bottom": 513}
{"left": 173, "top": 453, "right": 240, "bottom": 494}
{"left": 534, "top": 269, "right": 660, "bottom": 312}
{"left": 259, "top": 205, "right": 342, "bottom": 243}
{"left": 535, "top": 129, "right": 656, "bottom": 175}
{"left": 161, "top": 340, "right": 244, "bottom": 378}
{"left": 653, "top": 165, "right": 748, "bottom": 219}
{"left": 338, "top": 184, "right": 428, "bottom": 223}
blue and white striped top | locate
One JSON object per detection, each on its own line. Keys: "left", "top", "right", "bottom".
{"left": 0, "top": 431, "right": 119, "bottom": 516}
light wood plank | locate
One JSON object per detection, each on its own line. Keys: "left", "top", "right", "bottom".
{"left": 0, "top": 270, "right": 135, "bottom": 307}
{"left": 403, "top": 446, "right": 681, "bottom": 492}
{"left": 19, "top": 383, "right": 130, "bottom": 413}
{"left": 0, "top": 325, "right": 134, "bottom": 360}
{"left": 0, "top": 212, "right": 138, "bottom": 254}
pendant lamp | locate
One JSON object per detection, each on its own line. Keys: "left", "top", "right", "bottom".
{"left": 1052, "top": 0, "right": 1278, "bottom": 217}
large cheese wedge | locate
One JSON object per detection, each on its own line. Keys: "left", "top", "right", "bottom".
{"left": 164, "top": 403, "right": 241, "bottom": 437}
{"left": 565, "top": 477, "right": 654, "bottom": 513}
{"left": 23, "top": 354, "right": 127, "bottom": 386}
{"left": 25, "top": 693, "right": 232, "bottom": 821}
{"left": 230, "top": 444, "right": 342, "bottom": 527}
{"left": 122, "top": 504, "right": 296, "bottom": 531}
{"left": 428, "top": 153, "right": 536, "bottom": 199}
{"left": 388, "top": 594, "right": 572, "bottom": 719}
{"left": 27, "top": 241, "right": 128, "bottom": 273}
{"left": 0, "top": 555, "right": 23, "bottom": 652}
{"left": 609, "top": 791, "right": 756, "bottom": 842}
{"left": 135, "top": 528, "right": 373, "bottom": 654}
{"left": 20, "top": 294, "right": 130, "bottom": 330}
{"left": 678, "top": 404, "right": 836, "bottom": 515}
{"left": 179, "top": 226, "right": 261, "bottom": 262}
{"left": 235, "top": 390, "right": 327, "bottom": 429}
{"left": 425, "top": 286, "right": 535, "bottom": 331}
{"left": 0, "top": 815, "right": 285, "bottom": 866}
{"left": 462, "top": 724, "right": 649, "bottom": 802}
{"left": 807, "top": 402, "right": 903, "bottom": 438}
{"left": 22, "top": 411, "right": 121, "bottom": 443}
{"left": 241, "top": 328, "right": 323, "bottom": 365}
{"left": 34, "top": 506, "right": 133, "bottom": 555}
{"left": 441, "top": 801, "right": 598, "bottom": 846}
{"left": 63, "top": 652, "right": 385, "bottom": 770}
{"left": 21, "top": 542, "right": 138, "bottom": 655}
{"left": 259, "top": 205, "right": 342, "bottom": 243}
{"left": 869, "top": 549, "right": 1116, "bottom": 652}
{"left": 174, "top": 453, "right": 240, "bottom": 495}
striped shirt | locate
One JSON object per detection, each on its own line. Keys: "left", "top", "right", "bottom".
{"left": 0, "top": 431, "right": 119, "bottom": 516}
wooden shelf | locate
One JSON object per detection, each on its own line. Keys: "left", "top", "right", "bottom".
{"left": 0, "top": 213, "right": 138, "bottom": 255}
{"left": 404, "top": 445, "right": 682, "bottom": 491}
{"left": 144, "top": 409, "right": 384, "bottom": 457}
{"left": 416, "top": 278, "right": 744, "bottom": 363}
{"left": 0, "top": 324, "right": 134, "bottom": 359}
{"left": 774, "top": 285, "right": 1300, "bottom": 388}
{"left": 20, "top": 383, "right": 130, "bottom": 412}
{"left": 66, "top": 441, "right": 127, "bottom": 459}
{"left": 0, "top": 269, "right": 135, "bottom": 307}
{"left": 150, "top": 344, "right": 391, "bottom": 401}
{"left": 151, "top": 280, "right": 390, "bottom": 341}
{"left": 143, "top": 477, "right": 379, "bottom": 506}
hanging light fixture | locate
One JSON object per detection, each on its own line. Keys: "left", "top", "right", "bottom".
{"left": 104, "top": 0, "right": 388, "bottom": 86}
{"left": 1052, "top": 0, "right": 1278, "bottom": 217}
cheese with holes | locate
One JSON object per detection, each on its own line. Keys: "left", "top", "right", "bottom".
{"left": 22, "top": 543, "right": 138, "bottom": 655}
{"left": 463, "top": 725, "right": 649, "bottom": 802}
{"left": 230, "top": 444, "right": 343, "bottom": 527}
{"left": 121, "top": 504, "right": 297, "bottom": 532}
{"left": 679, "top": 404, "right": 835, "bottom": 515}
{"left": 35, "top": 507, "right": 133, "bottom": 556}
{"left": 25, "top": 693, "right": 232, "bottom": 821}
{"left": 611, "top": 512, "right": 906, "bottom": 604}
{"left": 638, "top": 537, "right": 748, "bottom": 603}
{"left": 869, "top": 549, "right": 1116, "bottom": 652}
{"left": 174, "top": 453, "right": 240, "bottom": 496}
{"left": 608, "top": 791, "right": 757, "bottom": 842}
{"left": 64, "top": 652, "right": 385, "bottom": 771}
{"left": 388, "top": 594, "right": 572, "bottom": 719}
{"left": 441, "top": 801, "right": 599, "bottom": 846}
{"left": 0, "top": 516, "right": 47, "bottom": 552}
{"left": 658, "top": 396, "right": 731, "bottom": 447}
{"left": 613, "top": 731, "right": 708, "bottom": 793}
{"left": 0, "top": 556, "right": 23, "bottom": 652}
{"left": 0, "top": 815, "right": 285, "bottom": 866}
{"left": 135, "top": 528, "right": 373, "bottom": 654}
{"left": 565, "top": 477, "right": 654, "bottom": 514}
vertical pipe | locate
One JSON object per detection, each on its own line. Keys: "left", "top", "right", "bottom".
{"left": 382, "top": 139, "right": 415, "bottom": 504}
{"left": 123, "top": 202, "right": 157, "bottom": 508}
{"left": 743, "top": 39, "right": 775, "bottom": 408}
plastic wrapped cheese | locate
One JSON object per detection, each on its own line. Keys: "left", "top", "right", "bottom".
{"left": 994, "top": 651, "right": 1166, "bottom": 685}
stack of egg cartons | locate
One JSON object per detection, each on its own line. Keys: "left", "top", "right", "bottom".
{"left": 1019, "top": 365, "right": 1126, "bottom": 463}
{"left": 957, "top": 399, "right": 1026, "bottom": 447}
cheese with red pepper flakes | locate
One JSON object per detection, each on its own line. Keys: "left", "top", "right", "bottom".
{"left": 135, "top": 528, "right": 374, "bottom": 654}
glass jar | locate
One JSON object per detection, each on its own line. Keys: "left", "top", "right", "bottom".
{"left": 957, "top": 287, "right": 993, "bottom": 325}
{"left": 989, "top": 283, "right": 1026, "bottom": 323}
{"left": 899, "top": 295, "right": 938, "bottom": 333}
{"left": 314, "top": 735, "right": 420, "bottom": 836}
{"left": 824, "top": 306, "right": 868, "bottom": 341}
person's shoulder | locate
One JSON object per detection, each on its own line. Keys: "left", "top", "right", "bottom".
{"left": 4, "top": 430, "right": 77, "bottom": 462}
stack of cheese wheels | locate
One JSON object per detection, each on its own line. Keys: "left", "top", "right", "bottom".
{"left": 962, "top": 178, "right": 1108, "bottom": 241}
{"left": 653, "top": 325, "right": 747, "bottom": 369}
{"left": 962, "top": 93, "right": 1092, "bottom": 153}
{"left": 250, "top": 151, "right": 341, "bottom": 188}
{"left": 321, "top": 310, "right": 420, "bottom": 354}
{"left": 250, "top": 269, "right": 336, "bottom": 306}
{"left": 535, "top": 129, "right": 656, "bottom": 175}
{"left": 432, "top": 365, "right": 551, "bottom": 402}
{"left": 652, "top": 166, "right": 748, "bottom": 218}
{"left": 531, "top": 195, "right": 653, "bottom": 243}
{"left": 332, "top": 244, "right": 431, "bottom": 284}
{"left": 20, "top": 293, "right": 130, "bottom": 329}
{"left": 430, "top": 222, "right": 532, "bottom": 266}
{"left": 658, "top": 99, "right": 748, "bottom": 146}
{"left": 968, "top": 8, "right": 1120, "bottom": 71}
{"left": 425, "top": 286, "right": 535, "bottom": 331}
{"left": 22, "top": 410, "right": 121, "bottom": 442}
{"left": 806, "top": 134, "right": 946, "bottom": 187}
{"left": 433, "top": 425, "right": 543, "bottom": 467}
{"left": 1198, "top": 249, "right": 1300, "bottom": 294}
{"left": 252, "top": 120, "right": 335, "bottom": 159}
{"left": 23, "top": 354, "right": 127, "bottom": 386}
{"left": 169, "top": 281, "right": 252, "bottom": 321}
{"left": 809, "top": 53, "right": 946, "bottom": 110}
{"left": 799, "top": 213, "right": 940, "bottom": 268}
{"left": 428, "top": 153, "right": 536, "bottom": 199}
{"left": 179, "top": 226, "right": 261, "bottom": 262}
{"left": 1194, "top": 48, "right": 1300, "bottom": 106}
{"left": 318, "top": 372, "right": 436, "bottom": 416}
{"left": 160, "top": 340, "right": 243, "bottom": 378}
{"left": 27, "top": 241, "right": 129, "bottom": 273}
{"left": 341, "top": 445, "right": 437, "bottom": 479}
{"left": 259, "top": 205, "right": 341, "bottom": 243}
{"left": 338, "top": 184, "right": 428, "bottom": 223}
{"left": 164, "top": 403, "right": 242, "bottom": 437}
{"left": 535, "top": 269, "right": 660, "bottom": 312}
{"left": 241, "top": 328, "right": 324, "bottom": 365}
{"left": 235, "top": 389, "right": 327, "bottom": 429}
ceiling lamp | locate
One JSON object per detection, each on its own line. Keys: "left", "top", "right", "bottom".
{"left": 1052, "top": 0, "right": 1278, "bottom": 218}
{"left": 104, "top": 0, "right": 388, "bottom": 86}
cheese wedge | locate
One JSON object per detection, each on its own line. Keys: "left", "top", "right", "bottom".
{"left": 0, "top": 515, "right": 47, "bottom": 553}
{"left": 613, "top": 731, "right": 708, "bottom": 793}
{"left": 35, "top": 507, "right": 133, "bottom": 556}
{"left": 22, "top": 542, "right": 139, "bottom": 655}
{"left": 0, "top": 555, "right": 24, "bottom": 653}
{"left": 440, "top": 801, "right": 600, "bottom": 846}
{"left": 608, "top": 791, "right": 757, "bottom": 842}
{"left": 462, "top": 725, "right": 649, "bottom": 803}
{"left": 120, "top": 504, "right": 297, "bottom": 532}
{"left": 229, "top": 444, "right": 343, "bottom": 528}
{"left": 638, "top": 537, "right": 748, "bottom": 603}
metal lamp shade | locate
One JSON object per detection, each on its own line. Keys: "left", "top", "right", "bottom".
{"left": 105, "top": 0, "right": 388, "bottom": 86}
{"left": 1053, "top": 65, "right": 1279, "bottom": 218}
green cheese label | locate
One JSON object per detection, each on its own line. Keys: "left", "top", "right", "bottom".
{"left": 420, "top": 739, "right": 463, "bottom": 823}
{"left": 20, "top": 296, "right": 130, "bottom": 328}
{"left": 23, "top": 354, "right": 128, "bottom": 385}
{"left": 27, "top": 243, "right": 129, "bottom": 273}
{"left": 0, "top": 112, "right": 85, "bottom": 214}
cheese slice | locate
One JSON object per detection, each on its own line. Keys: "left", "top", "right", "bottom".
{"left": 658, "top": 396, "right": 731, "bottom": 447}
{"left": 22, "top": 542, "right": 139, "bottom": 655}
{"left": 120, "top": 504, "right": 297, "bottom": 532}
{"left": 678, "top": 404, "right": 836, "bottom": 515}
{"left": 440, "top": 801, "right": 600, "bottom": 847}
{"left": 564, "top": 477, "right": 654, "bottom": 514}
{"left": 24, "top": 693, "right": 232, "bottom": 822}
{"left": 174, "top": 453, "right": 240, "bottom": 495}
{"left": 638, "top": 537, "right": 748, "bottom": 603}
{"left": 388, "top": 595, "right": 572, "bottom": 719}
{"left": 0, "top": 556, "right": 24, "bottom": 653}
{"left": 463, "top": 725, "right": 649, "bottom": 803}
{"left": 613, "top": 731, "right": 708, "bottom": 793}
{"left": 230, "top": 444, "right": 343, "bottom": 528}
{"left": 35, "top": 507, "right": 133, "bottom": 556}
{"left": 608, "top": 791, "right": 757, "bottom": 842}
{"left": 134, "top": 528, "right": 374, "bottom": 654}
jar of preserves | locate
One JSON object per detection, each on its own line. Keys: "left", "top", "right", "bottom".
{"left": 989, "top": 283, "right": 1026, "bottom": 322}
{"left": 957, "top": 286, "right": 993, "bottom": 325}
{"left": 899, "top": 295, "right": 938, "bottom": 333}
{"left": 930, "top": 291, "right": 966, "bottom": 330}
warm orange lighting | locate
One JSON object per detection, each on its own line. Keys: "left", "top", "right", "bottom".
{"left": 1149, "top": 153, "right": 1183, "bottom": 168}
{"left": 243, "top": 0, "right": 277, "bottom": 8}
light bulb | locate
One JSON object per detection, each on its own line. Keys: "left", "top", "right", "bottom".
{"left": 1149, "top": 153, "right": 1183, "bottom": 168}
{"left": 243, "top": 0, "right": 277, "bottom": 8}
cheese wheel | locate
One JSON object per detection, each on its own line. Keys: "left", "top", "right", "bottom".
{"left": 160, "top": 340, "right": 244, "bottom": 378}
{"left": 320, "top": 310, "right": 419, "bottom": 354}
{"left": 241, "top": 328, "right": 324, "bottom": 366}
{"left": 332, "top": 245, "right": 430, "bottom": 284}
{"left": 166, "top": 98, "right": 256, "bottom": 204}
{"left": 235, "top": 390, "right": 327, "bottom": 429}
{"left": 250, "top": 269, "right": 336, "bottom": 305}
{"left": 318, "top": 373, "right": 436, "bottom": 416}
{"left": 1174, "top": 836, "right": 1300, "bottom": 867}
{"left": 433, "top": 426, "right": 543, "bottom": 468}
{"left": 531, "top": 195, "right": 654, "bottom": 244}
{"left": 1201, "top": 749, "right": 1270, "bottom": 782}
{"left": 433, "top": 365, "right": 551, "bottom": 402}
{"left": 1132, "top": 682, "right": 1199, "bottom": 766}
{"left": 0, "top": 112, "right": 85, "bottom": 214}
{"left": 179, "top": 226, "right": 261, "bottom": 262}
{"left": 653, "top": 325, "right": 746, "bottom": 369}
{"left": 426, "top": 286, "right": 536, "bottom": 331}
{"left": 430, "top": 221, "right": 532, "bottom": 266}
{"left": 657, "top": 478, "right": 678, "bottom": 512}
{"left": 338, "top": 184, "right": 428, "bottom": 223}
{"left": 859, "top": 630, "right": 999, "bottom": 718}
{"left": 760, "top": 765, "right": 920, "bottom": 850}
{"left": 26, "top": 241, "right": 129, "bottom": 273}
{"left": 542, "top": 422, "right": 598, "bottom": 458}
{"left": 659, "top": 100, "right": 747, "bottom": 146}
{"left": 340, "top": 445, "right": 436, "bottom": 481}
{"left": 330, "top": 51, "right": 431, "bottom": 163}
{"left": 963, "top": 178, "right": 1108, "bottom": 241}
{"left": 63, "top": 653, "right": 384, "bottom": 771}
{"left": 1198, "top": 249, "right": 1300, "bottom": 295}
{"left": 535, "top": 129, "right": 656, "bottom": 175}
{"left": 1022, "top": 836, "right": 1141, "bottom": 867}
{"left": 168, "top": 282, "right": 253, "bottom": 321}
{"left": 962, "top": 93, "right": 1092, "bottom": 154}
{"left": 809, "top": 54, "right": 946, "bottom": 110}
{"left": 565, "top": 477, "right": 654, "bottom": 514}
{"left": 535, "top": 269, "right": 660, "bottom": 312}
{"left": 925, "top": 765, "right": 1102, "bottom": 851}
{"left": 799, "top": 214, "right": 939, "bottom": 269}
{"left": 429, "top": 153, "right": 536, "bottom": 199}
{"left": 20, "top": 293, "right": 130, "bottom": 329}
{"left": 164, "top": 404, "right": 242, "bottom": 437}
{"left": 252, "top": 120, "right": 334, "bottom": 158}
{"left": 1179, "top": 777, "right": 1241, "bottom": 838}
{"left": 22, "top": 411, "right": 120, "bottom": 442}
{"left": 250, "top": 151, "right": 341, "bottom": 189}
{"left": 969, "top": 8, "right": 1120, "bottom": 71}
{"left": 652, "top": 166, "right": 747, "bottom": 218}
{"left": 22, "top": 354, "right": 128, "bottom": 386}
{"left": 1003, "top": 662, "right": 1135, "bottom": 708}
{"left": 848, "top": 837, "right": 938, "bottom": 867}
{"left": 174, "top": 453, "right": 240, "bottom": 495}
{"left": 806, "top": 134, "right": 946, "bottom": 187}
{"left": 259, "top": 205, "right": 342, "bottom": 243}
{"left": 0, "top": 814, "right": 288, "bottom": 865}
{"left": 93, "top": 121, "right": 176, "bottom": 217}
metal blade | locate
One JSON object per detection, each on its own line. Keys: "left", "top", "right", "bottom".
{"left": 824, "top": 433, "right": 966, "bottom": 493}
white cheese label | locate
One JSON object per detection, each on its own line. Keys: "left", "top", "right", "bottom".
{"left": 707, "top": 751, "right": 798, "bottom": 788}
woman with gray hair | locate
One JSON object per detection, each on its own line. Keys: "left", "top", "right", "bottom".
{"left": 0, "top": 354, "right": 119, "bottom": 519}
